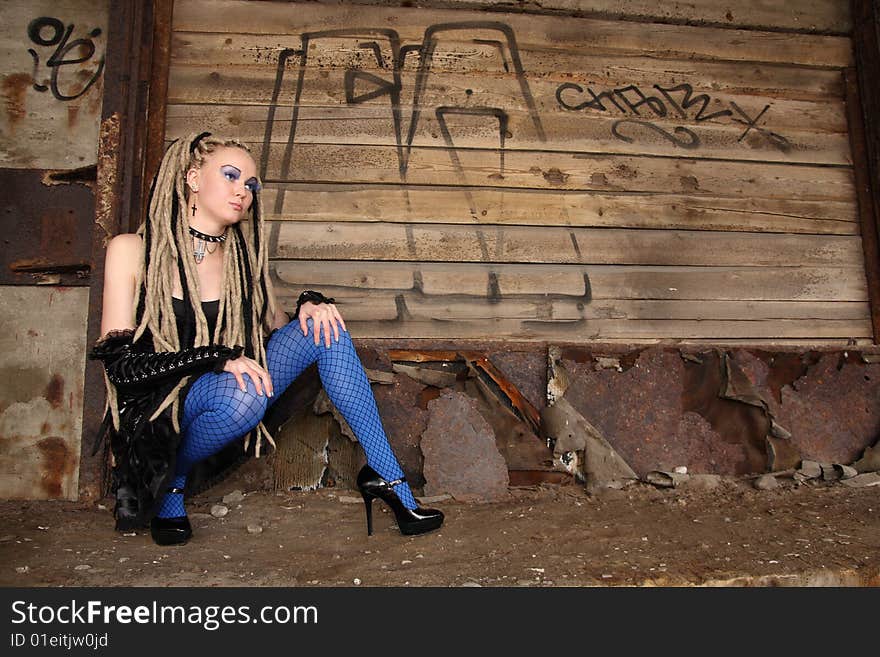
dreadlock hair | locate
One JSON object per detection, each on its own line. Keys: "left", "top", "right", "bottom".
{"left": 130, "top": 132, "right": 275, "bottom": 429}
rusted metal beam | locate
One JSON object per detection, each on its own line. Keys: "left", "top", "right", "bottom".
{"left": 142, "top": 0, "right": 174, "bottom": 220}
{"left": 82, "top": 1, "right": 161, "bottom": 501}
{"left": 851, "top": 0, "right": 880, "bottom": 344}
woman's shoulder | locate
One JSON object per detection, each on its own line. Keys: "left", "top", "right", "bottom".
{"left": 107, "top": 233, "right": 142, "bottom": 252}
{"left": 105, "top": 233, "right": 143, "bottom": 274}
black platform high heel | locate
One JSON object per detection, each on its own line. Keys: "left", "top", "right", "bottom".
{"left": 149, "top": 488, "right": 192, "bottom": 546}
{"left": 356, "top": 465, "right": 444, "bottom": 536}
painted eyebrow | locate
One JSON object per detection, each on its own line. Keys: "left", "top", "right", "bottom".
{"left": 221, "top": 165, "right": 242, "bottom": 175}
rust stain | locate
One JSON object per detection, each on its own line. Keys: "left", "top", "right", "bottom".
{"left": 95, "top": 113, "right": 121, "bottom": 241}
{"left": 44, "top": 374, "right": 65, "bottom": 408}
{"left": 2, "top": 72, "right": 31, "bottom": 125}
{"left": 36, "top": 437, "right": 71, "bottom": 498}
{"left": 67, "top": 104, "right": 79, "bottom": 128}
{"left": 590, "top": 172, "right": 608, "bottom": 186}
{"left": 41, "top": 422, "right": 51, "bottom": 434}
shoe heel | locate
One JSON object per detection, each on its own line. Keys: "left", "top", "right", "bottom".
{"left": 361, "top": 491, "right": 374, "bottom": 536}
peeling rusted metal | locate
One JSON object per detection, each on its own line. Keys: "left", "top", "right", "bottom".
{"left": 41, "top": 165, "right": 98, "bottom": 188}
{"left": 93, "top": 111, "right": 121, "bottom": 244}
{"left": 388, "top": 348, "right": 542, "bottom": 433}
{"left": 1, "top": 170, "right": 95, "bottom": 287}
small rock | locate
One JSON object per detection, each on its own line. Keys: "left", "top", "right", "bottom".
{"left": 222, "top": 490, "right": 246, "bottom": 504}
{"left": 797, "top": 460, "right": 822, "bottom": 479}
{"left": 246, "top": 524, "right": 263, "bottom": 535}
{"left": 353, "top": 578, "right": 361, "bottom": 585}
{"left": 74, "top": 564, "right": 91, "bottom": 571}
{"left": 754, "top": 474, "right": 779, "bottom": 490}
{"left": 97, "top": 504, "right": 107, "bottom": 511}
{"left": 461, "top": 581, "right": 482, "bottom": 587}
{"left": 673, "top": 466, "right": 688, "bottom": 474}
{"left": 118, "top": 557, "right": 129, "bottom": 563}
{"left": 211, "top": 504, "right": 229, "bottom": 518}
{"left": 15, "top": 566, "right": 29, "bottom": 573}
{"left": 337, "top": 496, "right": 362, "bottom": 504}
{"left": 684, "top": 474, "right": 721, "bottom": 491}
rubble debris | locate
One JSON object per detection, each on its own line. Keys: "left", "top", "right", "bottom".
{"left": 644, "top": 471, "right": 690, "bottom": 488}
{"left": 210, "top": 504, "right": 229, "bottom": 518}
{"left": 364, "top": 367, "right": 395, "bottom": 385}
{"left": 547, "top": 346, "right": 570, "bottom": 405}
{"left": 313, "top": 389, "right": 356, "bottom": 441}
{"left": 392, "top": 363, "right": 457, "bottom": 388}
{"left": 541, "top": 397, "right": 637, "bottom": 491}
{"left": 840, "top": 472, "right": 880, "bottom": 488}
{"left": 222, "top": 490, "right": 245, "bottom": 505}
{"left": 754, "top": 474, "right": 779, "bottom": 490}
{"left": 420, "top": 391, "right": 509, "bottom": 501}
{"left": 852, "top": 443, "right": 880, "bottom": 473}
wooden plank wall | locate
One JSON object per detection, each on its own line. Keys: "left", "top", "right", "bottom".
{"left": 165, "top": 0, "right": 869, "bottom": 344}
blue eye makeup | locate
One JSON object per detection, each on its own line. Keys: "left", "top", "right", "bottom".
{"left": 220, "top": 165, "right": 261, "bottom": 193}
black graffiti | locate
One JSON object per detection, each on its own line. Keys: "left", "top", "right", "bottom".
{"left": 729, "top": 101, "right": 792, "bottom": 152}
{"left": 653, "top": 83, "right": 732, "bottom": 122}
{"left": 260, "top": 22, "right": 592, "bottom": 315}
{"left": 263, "top": 22, "right": 547, "bottom": 214}
{"left": 612, "top": 120, "right": 700, "bottom": 149}
{"left": 27, "top": 16, "right": 105, "bottom": 101}
{"left": 557, "top": 79, "right": 788, "bottom": 151}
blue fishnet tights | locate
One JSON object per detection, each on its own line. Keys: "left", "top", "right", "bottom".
{"left": 156, "top": 320, "right": 417, "bottom": 518}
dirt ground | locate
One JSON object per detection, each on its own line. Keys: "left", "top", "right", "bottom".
{"left": 1, "top": 474, "right": 879, "bottom": 588}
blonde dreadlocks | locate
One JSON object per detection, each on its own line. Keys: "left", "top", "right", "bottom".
{"left": 128, "top": 132, "right": 275, "bottom": 448}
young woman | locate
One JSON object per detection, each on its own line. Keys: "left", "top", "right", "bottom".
{"left": 91, "top": 132, "right": 443, "bottom": 545}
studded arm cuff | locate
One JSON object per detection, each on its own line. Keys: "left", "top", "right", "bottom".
{"left": 90, "top": 331, "right": 243, "bottom": 392}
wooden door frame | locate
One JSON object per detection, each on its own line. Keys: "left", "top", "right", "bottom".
{"left": 81, "top": 0, "right": 173, "bottom": 501}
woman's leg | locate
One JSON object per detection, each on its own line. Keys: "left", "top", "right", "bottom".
{"left": 155, "top": 372, "right": 267, "bottom": 519}
{"left": 266, "top": 320, "right": 419, "bottom": 509}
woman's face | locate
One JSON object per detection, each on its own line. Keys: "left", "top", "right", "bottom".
{"left": 186, "top": 146, "right": 261, "bottom": 226}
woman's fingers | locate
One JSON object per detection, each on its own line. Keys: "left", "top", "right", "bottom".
{"left": 224, "top": 357, "right": 272, "bottom": 397}
{"left": 332, "top": 305, "right": 347, "bottom": 333}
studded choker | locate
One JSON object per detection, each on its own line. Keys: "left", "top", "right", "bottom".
{"left": 189, "top": 226, "right": 227, "bottom": 263}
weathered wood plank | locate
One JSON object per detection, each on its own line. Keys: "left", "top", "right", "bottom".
{"left": 168, "top": 92, "right": 847, "bottom": 140}
{"left": 282, "top": 316, "right": 871, "bottom": 340}
{"left": 241, "top": 143, "right": 857, "bottom": 192}
{"left": 439, "top": 0, "right": 852, "bottom": 33}
{"left": 257, "top": 184, "right": 858, "bottom": 234}
{"left": 173, "top": 1, "right": 853, "bottom": 67}
{"left": 170, "top": 33, "right": 845, "bottom": 101}
{"left": 165, "top": 92, "right": 850, "bottom": 167}
{"left": 272, "top": 260, "right": 868, "bottom": 302}
{"left": 271, "top": 222, "right": 864, "bottom": 268}
{"left": 274, "top": 289, "right": 870, "bottom": 322}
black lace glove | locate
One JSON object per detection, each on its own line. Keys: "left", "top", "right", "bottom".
{"left": 90, "top": 330, "right": 243, "bottom": 392}
{"left": 293, "top": 289, "right": 335, "bottom": 319}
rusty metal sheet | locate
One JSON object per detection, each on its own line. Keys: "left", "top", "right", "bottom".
{"left": 0, "top": 169, "right": 94, "bottom": 286}
{"left": 0, "top": 286, "right": 88, "bottom": 500}
{"left": 0, "top": 0, "right": 108, "bottom": 169}
{"left": 776, "top": 352, "right": 880, "bottom": 465}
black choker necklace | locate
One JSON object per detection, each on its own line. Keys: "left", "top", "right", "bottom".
{"left": 189, "top": 226, "right": 227, "bottom": 263}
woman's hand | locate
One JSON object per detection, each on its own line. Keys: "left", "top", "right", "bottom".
{"left": 223, "top": 355, "right": 273, "bottom": 397}
{"left": 299, "top": 301, "right": 347, "bottom": 347}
